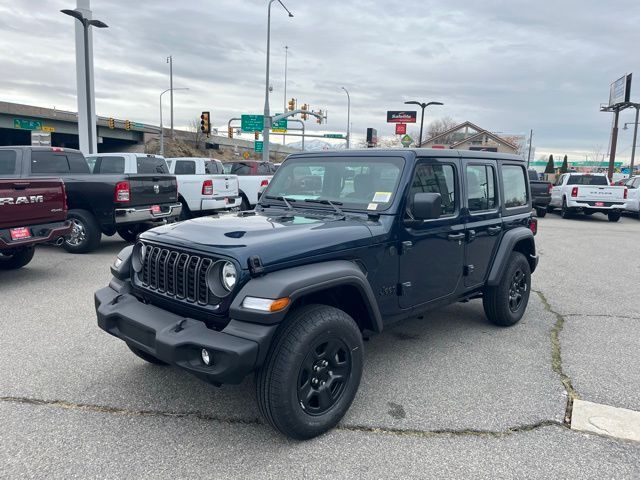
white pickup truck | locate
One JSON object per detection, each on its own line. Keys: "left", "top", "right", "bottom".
{"left": 166, "top": 157, "right": 241, "bottom": 219}
{"left": 549, "top": 172, "right": 628, "bottom": 221}
{"left": 623, "top": 176, "right": 640, "bottom": 218}
{"left": 222, "top": 160, "right": 275, "bottom": 210}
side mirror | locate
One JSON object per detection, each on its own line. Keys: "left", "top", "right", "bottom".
{"left": 412, "top": 192, "right": 442, "bottom": 220}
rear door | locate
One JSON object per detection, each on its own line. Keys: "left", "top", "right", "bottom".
{"left": 128, "top": 156, "right": 177, "bottom": 207}
{"left": 463, "top": 160, "right": 502, "bottom": 287}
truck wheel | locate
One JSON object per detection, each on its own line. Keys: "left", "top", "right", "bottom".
{"left": 256, "top": 304, "right": 364, "bottom": 440}
{"left": 240, "top": 197, "right": 250, "bottom": 211}
{"left": 535, "top": 207, "right": 547, "bottom": 218}
{"left": 0, "top": 247, "right": 35, "bottom": 270}
{"left": 608, "top": 212, "right": 621, "bottom": 222}
{"left": 178, "top": 201, "right": 192, "bottom": 221}
{"left": 483, "top": 251, "right": 531, "bottom": 327}
{"left": 63, "top": 210, "right": 102, "bottom": 254}
{"left": 560, "top": 198, "right": 572, "bottom": 219}
{"left": 116, "top": 225, "right": 142, "bottom": 243}
{"left": 127, "top": 344, "right": 168, "bottom": 365}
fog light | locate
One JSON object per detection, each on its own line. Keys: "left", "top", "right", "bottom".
{"left": 201, "top": 348, "right": 211, "bottom": 366}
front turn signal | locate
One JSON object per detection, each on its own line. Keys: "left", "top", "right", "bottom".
{"left": 242, "top": 296, "right": 290, "bottom": 312}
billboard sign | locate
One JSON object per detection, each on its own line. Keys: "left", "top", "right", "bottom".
{"left": 387, "top": 111, "right": 417, "bottom": 123}
{"left": 609, "top": 74, "right": 632, "bottom": 107}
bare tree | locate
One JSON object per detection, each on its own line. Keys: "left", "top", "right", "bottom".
{"left": 425, "top": 116, "right": 457, "bottom": 140}
{"left": 587, "top": 145, "right": 605, "bottom": 164}
{"left": 189, "top": 119, "right": 204, "bottom": 150}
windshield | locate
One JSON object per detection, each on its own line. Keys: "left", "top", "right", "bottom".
{"left": 263, "top": 156, "right": 405, "bottom": 211}
{"left": 567, "top": 175, "right": 609, "bottom": 186}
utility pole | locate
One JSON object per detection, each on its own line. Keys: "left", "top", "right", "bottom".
{"left": 342, "top": 87, "right": 351, "bottom": 149}
{"left": 527, "top": 129, "right": 533, "bottom": 168}
{"left": 167, "top": 55, "right": 174, "bottom": 138}
{"left": 283, "top": 45, "right": 288, "bottom": 145}
{"left": 608, "top": 109, "right": 621, "bottom": 181}
{"left": 630, "top": 103, "right": 639, "bottom": 177}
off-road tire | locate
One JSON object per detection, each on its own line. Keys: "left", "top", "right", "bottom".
{"left": 127, "top": 344, "right": 169, "bottom": 365}
{"left": 535, "top": 207, "right": 547, "bottom": 218}
{"left": 0, "top": 246, "right": 36, "bottom": 270}
{"left": 256, "top": 304, "right": 364, "bottom": 440}
{"left": 608, "top": 212, "right": 621, "bottom": 222}
{"left": 483, "top": 251, "right": 531, "bottom": 327}
{"left": 63, "top": 210, "right": 102, "bottom": 254}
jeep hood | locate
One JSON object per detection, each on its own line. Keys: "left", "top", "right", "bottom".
{"left": 142, "top": 211, "right": 374, "bottom": 268}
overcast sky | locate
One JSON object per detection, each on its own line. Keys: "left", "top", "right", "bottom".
{"left": 1, "top": 0, "right": 639, "bottom": 159}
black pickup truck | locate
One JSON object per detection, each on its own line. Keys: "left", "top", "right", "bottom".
{"left": 0, "top": 147, "right": 181, "bottom": 253}
{"left": 527, "top": 169, "right": 552, "bottom": 217}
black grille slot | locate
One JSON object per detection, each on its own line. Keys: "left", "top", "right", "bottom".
{"left": 137, "top": 244, "right": 218, "bottom": 307}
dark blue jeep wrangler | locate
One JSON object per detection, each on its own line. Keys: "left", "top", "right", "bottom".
{"left": 95, "top": 149, "right": 538, "bottom": 439}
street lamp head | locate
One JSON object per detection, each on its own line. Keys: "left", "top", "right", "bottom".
{"left": 61, "top": 9, "right": 84, "bottom": 22}
{"left": 427, "top": 101, "right": 444, "bottom": 107}
{"left": 404, "top": 100, "right": 421, "bottom": 106}
{"left": 277, "top": 0, "right": 294, "bottom": 17}
{"left": 88, "top": 19, "right": 108, "bottom": 28}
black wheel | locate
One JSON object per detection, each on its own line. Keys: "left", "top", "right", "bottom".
{"left": 0, "top": 247, "right": 35, "bottom": 270}
{"left": 560, "top": 198, "right": 572, "bottom": 219}
{"left": 608, "top": 212, "right": 621, "bottom": 222}
{"left": 240, "top": 197, "right": 250, "bottom": 211}
{"left": 178, "top": 200, "right": 192, "bottom": 221}
{"left": 535, "top": 207, "right": 547, "bottom": 218}
{"left": 116, "top": 225, "right": 142, "bottom": 243}
{"left": 256, "top": 304, "right": 364, "bottom": 440}
{"left": 127, "top": 344, "right": 168, "bottom": 365}
{"left": 63, "top": 210, "right": 102, "bottom": 253}
{"left": 483, "top": 251, "right": 531, "bottom": 327}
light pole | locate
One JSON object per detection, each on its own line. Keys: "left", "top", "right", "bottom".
{"left": 342, "top": 87, "right": 351, "bottom": 149}
{"left": 623, "top": 103, "right": 640, "bottom": 177}
{"left": 159, "top": 87, "right": 188, "bottom": 155}
{"left": 263, "top": 0, "right": 294, "bottom": 163}
{"left": 283, "top": 45, "right": 289, "bottom": 145}
{"left": 61, "top": 8, "right": 108, "bottom": 154}
{"left": 404, "top": 100, "right": 443, "bottom": 147}
{"left": 167, "top": 55, "right": 174, "bottom": 138}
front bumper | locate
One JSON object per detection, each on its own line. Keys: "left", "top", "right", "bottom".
{"left": 201, "top": 195, "right": 242, "bottom": 212}
{"left": 0, "top": 220, "right": 72, "bottom": 250}
{"left": 95, "top": 281, "right": 277, "bottom": 385}
{"left": 115, "top": 203, "right": 182, "bottom": 225}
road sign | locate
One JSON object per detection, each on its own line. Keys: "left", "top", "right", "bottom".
{"left": 242, "top": 151, "right": 251, "bottom": 160}
{"left": 323, "top": 133, "right": 344, "bottom": 139}
{"left": 42, "top": 126, "right": 55, "bottom": 133}
{"left": 14, "top": 118, "right": 43, "bottom": 130}
{"left": 272, "top": 114, "right": 287, "bottom": 130}
{"left": 272, "top": 128, "right": 287, "bottom": 133}
{"left": 395, "top": 123, "right": 407, "bottom": 135}
{"left": 401, "top": 134, "right": 413, "bottom": 147}
{"left": 241, "top": 114, "right": 264, "bottom": 132}
{"left": 254, "top": 140, "right": 264, "bottom": 152}
{"left": 31, "top": 131, "right": 51, "bottom": 146}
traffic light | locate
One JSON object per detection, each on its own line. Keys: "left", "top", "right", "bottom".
{"left": 108, "top": 118, "right": 115, "bottom": 129}
{"left": 254, "top": 131, "right": 260, "bottom": 140}
{"left": 301, "top": 104, "right": 308, "bottom": 121}
{"left": 228, "top": 126, "right": 233, "bottom": 139}
{"left": 316, "top": 109, "right": 323, "bottom": 124}
{"left": 288, "top": 98, "right": 296, "bottom": 111}
{"left": 124, "top": 120, "right": 131, "bottom": 130}
{"left": 200, "top": 111, "right": 211, "bottom": 135}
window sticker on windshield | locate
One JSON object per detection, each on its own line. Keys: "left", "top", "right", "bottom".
{"left": 367, "top": 203, "right": 378, "bottom": 210}
{"left": 372, "top": 192, "right": 392, "bottom": 203}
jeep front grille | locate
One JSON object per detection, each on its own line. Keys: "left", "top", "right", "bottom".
{"left": 140, "top": 245, "right": 214, "bottom": 305}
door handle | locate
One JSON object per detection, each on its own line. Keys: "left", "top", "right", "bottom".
{"left": 12, "top": 182, "right": 30, "bottom": 190}
{"left": 447, "top": 233, "right": 465, "bottom": 241}
{"left": 467, "top": 229, "right": 476, "bottom": 241}
{"left": 487, "top": 226, "right": 502, "bottom": 235}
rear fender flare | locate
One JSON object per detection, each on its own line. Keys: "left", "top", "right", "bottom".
{"left": 486, "top": 227, "right": 536, "bottom": 286}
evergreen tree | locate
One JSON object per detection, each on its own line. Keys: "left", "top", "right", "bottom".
{"left": 544, "top": 155, "right": 555, "bottom": 174}
{"left": 560, "top": 155, "right": 569, "bottom": 173}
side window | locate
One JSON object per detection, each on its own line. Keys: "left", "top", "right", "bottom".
{"left": 94, "top": 156, "right": 125, "bottom": 174}
{"left": 257, "top": 163, "right": 270, "bottom": 175}
{"left": 555, "top": 174, "right": 564, "bottom": 186}
{"left": 467, "top": 164, "right": 497, "bottom": 212}
{"left": 68, "top": 152, "right": 91, "bottom": 173}
{"left": 0, "top": 151, "right": 17, "bottom": 176}
{"left": 230, "top": 162, "right": 251, "bottom": 175}
{"left": 502, "top": 165, "right": 528, "bottom": 208}
{"left": 174, "top": 160, "right": 196, "bottom": 175}
{"left": 409, "top": 163, "right": 456, "bottom": 217}
{"left": 31, "top": 152, "right": 70, "bottom": 174}
{"left": 204, "top": 161, "right": 221, "bottom": 174}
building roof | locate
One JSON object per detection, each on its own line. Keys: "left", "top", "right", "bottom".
{"left": 421, "top": 120, "right": 518, "bottom": 150}
{"left": 449, "top": 130, "right": 518, "bottom": 150}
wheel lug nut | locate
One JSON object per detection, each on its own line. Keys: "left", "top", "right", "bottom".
{"left": 312, "top": 378, "right": 319, "bottom": 385}
{"left": 313, "top": 365, "right": 319, "bottom": 372}
{"left": 321, "top": 381, "right": 325, "bottom": 386}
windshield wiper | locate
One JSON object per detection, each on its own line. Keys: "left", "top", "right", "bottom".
{"left": 303, "top": 198, "right": 344, "bottom": 216}
{"left": 263, "top": 195, "right": 296, "bottom": 211}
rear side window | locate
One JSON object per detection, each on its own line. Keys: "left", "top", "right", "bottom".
{"left": 137, "top": 157, "right": 168, "bottom": 174}
{"left": 0, "top": 151, "right": 17, "bottom": 175}
{"left": 95, "top": 156, "right": 125, "bottom": 174}
{"left": 501, "top": 165, "right": 528, "bottom": 208}
{"left": 566, "top": 175, "right": 608, "bottom": 186}
{"left": 174, "top": 160, "right": 196, "bottom": 175}
{"left": 257, "top": 163, "right": 271, "bottom": 175}
{"left": 224, "top": 162, "right": 252, "bottom": 175}
{"left": 68, "top": 152, "right": 90, "bottom": 173}
{"left": 467, "top": 165, "right": 497, "bottom": 212}
{"left": 409, "top": 163, "right": 456, "bottom": 216}
{"left": 204, "top": 161, "right": 221, "bottom": 174}
{"left": 31, "top": 152, "right": 70, "bottom": 174}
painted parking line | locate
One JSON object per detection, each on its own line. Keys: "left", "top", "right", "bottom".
{"left": 571, "top": 399, "right": 640, "bottom": 442}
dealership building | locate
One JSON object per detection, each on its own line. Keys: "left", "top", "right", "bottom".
{"left": 421, "top": 121, "right": 521, "bottom": 154}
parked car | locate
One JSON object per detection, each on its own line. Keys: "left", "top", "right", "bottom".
{"left": 95, "top": 149, "right": 538, "bottom": 439}
{"left": 624, "top": 176, "right": 639, "bottom": 217}
{"left": 0, "top": 149, "right": 71, "bottom": 268}
{"left": 165, "top": 157, "right": 241, "bottom": 219}
{"left": 548, "top": 172, "right": 628, "bottom": 221}
{"left": 527, "top": 169, "right": 552, "bottom": 217}
{"left": 222, "top": 160, "right": 275, "bottom": 209}
{"left": 3, "top": 147, "right": 181, "bottom": 252}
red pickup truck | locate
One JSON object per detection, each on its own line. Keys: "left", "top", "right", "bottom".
{"left": 0, "top": 156, "right": 71, "bottom": 269}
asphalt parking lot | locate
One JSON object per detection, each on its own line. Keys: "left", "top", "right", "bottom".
{"left": 1, "top": 213, "right": 639, "bottom": 479}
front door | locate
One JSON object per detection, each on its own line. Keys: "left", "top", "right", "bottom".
{"left": 399, "top": 158, "right": 465, "bottom": 309}
{"left": 463, "top": 161, "right": 502, "bottom": 287}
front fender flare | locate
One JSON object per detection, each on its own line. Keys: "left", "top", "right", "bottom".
{"left": 229, "top": 260, "right": 383, "bottom": 332}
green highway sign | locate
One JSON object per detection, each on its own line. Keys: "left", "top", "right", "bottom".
{"left": 272, "top": 114, "right": 287, "bottom": 130}
{"left": 241, "top": 114, "right": 264, "bottom": 132}
{"left": 14, "top": 118, "right": 43, "bottom": 130}
{"left": 401, "top": 134, "right": 413, "bottom": 147}
{"left": 324, "top": 134, "right": 344, "bottom": 139}
{"left": 254, "top": 140, "right": 264, "bottom": 152}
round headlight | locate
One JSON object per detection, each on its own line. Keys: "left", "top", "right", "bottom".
{"left": 221, "top": 261, "right": 237, "bottom": 291}
{"left": 132, "top": 242, "right": 146, "bottom": 273}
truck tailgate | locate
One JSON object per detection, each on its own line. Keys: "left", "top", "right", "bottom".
{"left": 575, "top": 186, "right": 626, "bottom": 202}
{"left": 0, "top": 178, "right": 66, "bottom": 229}
{"left": 211, "top": 175, "right": 239, "bottom": 197}
{"left": 127, "top": 175, "right": 178, "bottom": 207}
